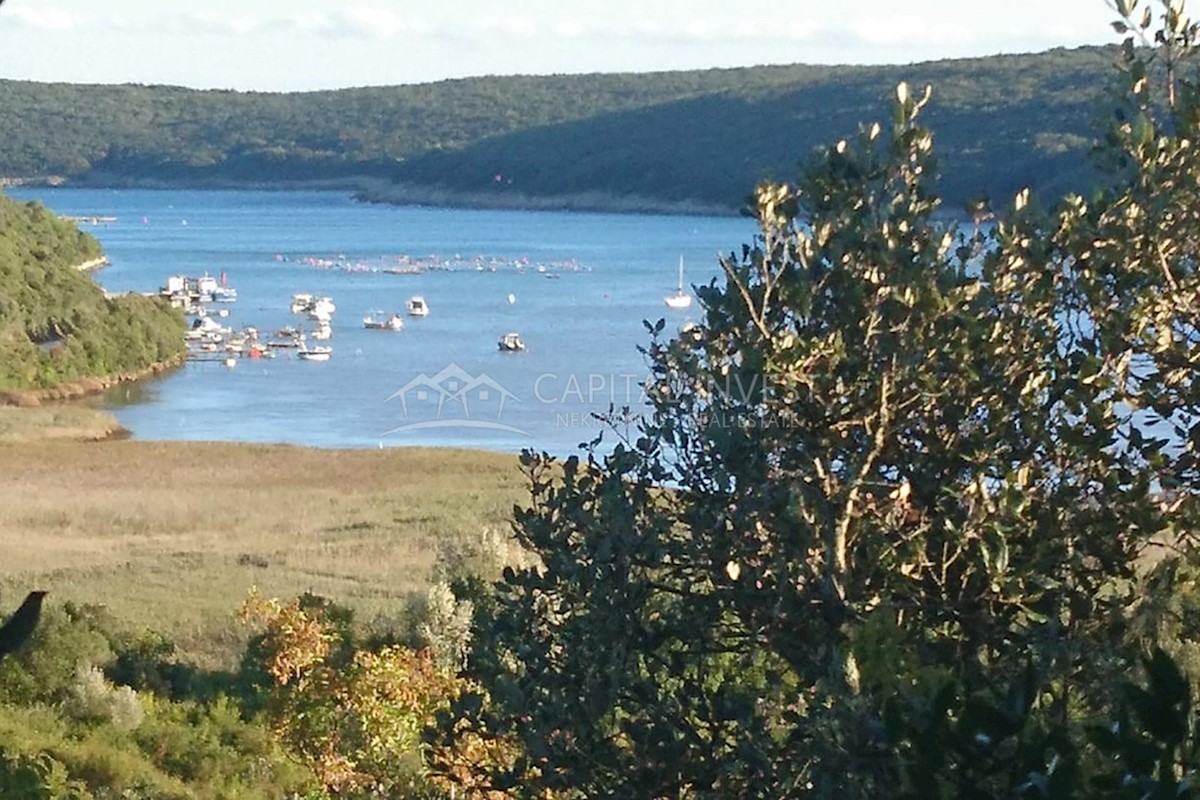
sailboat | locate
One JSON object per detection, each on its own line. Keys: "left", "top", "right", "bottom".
{"left": 664, "top": 255, "right": 692, "bottom": 309}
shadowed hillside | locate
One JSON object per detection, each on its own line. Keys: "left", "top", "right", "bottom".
{"left": 0, "top": 46, "right": 1117, "bottom": 211}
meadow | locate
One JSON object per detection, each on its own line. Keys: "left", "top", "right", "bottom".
{"left": 0, "top": 408, "right": 525, "bottom": 668}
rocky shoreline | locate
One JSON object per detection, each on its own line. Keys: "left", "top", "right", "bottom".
{"left": 74, "top": 256, "right": 110, "bottom": 272}
{"left": 0, "top": 355, "right": 185, "bottom": 408}
{"left": 5, "top": 174, "right": 740, "bottom": 218}
{"left": 353, "top": 182, "right": 738, "bottom": 217}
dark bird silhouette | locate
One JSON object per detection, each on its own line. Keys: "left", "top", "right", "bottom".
{"left": 0, "top": 591, "right": 48, "bottom": 660}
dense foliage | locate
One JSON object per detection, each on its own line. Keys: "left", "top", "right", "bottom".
{"left": 0, "top": 528, "right": 525, "bottom": 799}
{"left": 0, "top": 602, "right": 316, "bottom": 799}
{"left": 14, "top": 2, "right": 1200, "bottom": 798}
{"left": 0, "top": 193, "right": 185, "bottom": 390}
{"left": 0, "top": 47, "right": 1116, "bottom": 210}
{"left": 438, "top": 1, "right": 1200, "bottom": 797}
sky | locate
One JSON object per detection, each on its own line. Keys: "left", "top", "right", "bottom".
{"left": 0, "top": 0, "right": 1124, "bottom": 93}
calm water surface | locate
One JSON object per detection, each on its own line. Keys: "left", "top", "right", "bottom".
{"left": 10, "top": 188, "right": 755, "bottom": 454}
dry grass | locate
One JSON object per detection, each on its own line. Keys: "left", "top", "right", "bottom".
{"left": 0, "top": 405, "right": 128, "bottom": 442}
{"left": 0, "top": 436, "right": 526, "bottom": 667}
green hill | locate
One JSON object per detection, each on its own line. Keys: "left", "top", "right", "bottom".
{"left": 0, "top": 45, "right": 1119, "bottom": 211}
{"left": 0, "top": 194, "right": 185, "bottom": 390}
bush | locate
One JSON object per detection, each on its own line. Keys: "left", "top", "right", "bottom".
{"left": 66, "top": 665, "right": 145, "bottom": 732}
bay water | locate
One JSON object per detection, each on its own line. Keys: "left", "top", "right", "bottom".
{"left": 8, "top": 188, "right": 755, "bottom": 455}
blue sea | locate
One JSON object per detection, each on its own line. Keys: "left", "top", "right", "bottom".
{"left": 8, "top": 188, "right": 755, "bottom": 455}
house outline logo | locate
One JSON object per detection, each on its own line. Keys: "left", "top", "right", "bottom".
{"left": 381, "top": 363, "right": 530, "bottom": 437}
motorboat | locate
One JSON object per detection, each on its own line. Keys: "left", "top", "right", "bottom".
{"left": 297, "top": 344, "right": 332, "bottom": 362}
{"left": 406, "top": 295, "right": 430, "bottom": 317}
{"left": 185, "top": 315, "right": 228, "bottom": 342}
{"left": 498, "top": 332, "right": 526, "bottom": 352}
{"left": 311, "top": 322, "right": 333, "bottom": 340}
{"left": 210, "top": 271, "right": 237, "bottom": 302}
{"left": 196, "top": 273, "right": 219, "bottom": 302}
{"left": 266, "top": 327, "right": 304, "bottom": 348}
{"left": 292, "top": 294, "right": 334, "bottom": 317}
{"left": 664, "top": 255, "right": 693, "bottom": 310}
{"left": 363, "top": 312, "right": 404, "bottom": 331}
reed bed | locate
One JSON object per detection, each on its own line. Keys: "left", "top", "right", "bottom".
{"left": 0, "top": 436, "right": 525, "bottom": 667}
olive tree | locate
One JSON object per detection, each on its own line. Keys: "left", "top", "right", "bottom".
{"left": 446, "top": 2, "right": 1200, "bottom": 797}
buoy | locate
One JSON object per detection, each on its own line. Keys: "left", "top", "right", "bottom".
{"left": 507, "top": 293, "right": 516, "bottom": 305}
{"left": 224, "top": 357, "right": 236, "bottom": 368}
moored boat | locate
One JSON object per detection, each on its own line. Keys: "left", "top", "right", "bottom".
{"left": 363, "top": 312, "right": 404, "bottom": 331}
{"left": 407, "top": 296, "right": 430, "bottom": 317}
{"left": 664, "top": 255, "right": 693, "bottom": 310}
{"left": 498, "top": 332, "right": 526, "bottom": 352}
{"left": 297, "top": 344, "right": 332, "bottom": 362}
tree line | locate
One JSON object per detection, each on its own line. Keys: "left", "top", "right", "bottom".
{"left": 0, "top": 46, "right": 1119, "bottom": 211}
{"left": 0, "top": 194, "right": 185, "bottom": 390}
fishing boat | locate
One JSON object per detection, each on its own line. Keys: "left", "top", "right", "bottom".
{"left": 498, "top": 332, "right": 526, "bottom": 352}
{"left": 406, "top": 296, "right": 430, "bottom": 317}
{"left": 363, "top": 312, "right": 404, "bottom": 331}
{"left": 297, "top": 344, "right": 332, "bottom": 362}
{"left": 664, "top": 256, "right": 692, "bottom": 309}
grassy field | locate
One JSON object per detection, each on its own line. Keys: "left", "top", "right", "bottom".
{"left": 0, "top": 405, "right": 128, "bottom": 442}
{"left": 0, "top": 426, "right": 526, "bottom": 668}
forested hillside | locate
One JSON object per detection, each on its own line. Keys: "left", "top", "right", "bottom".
{"left": 0, "top": 194, "right": 185, "bottom": 390}
{"left": 0, "top": 46, "right": 1116, "bottom": 211}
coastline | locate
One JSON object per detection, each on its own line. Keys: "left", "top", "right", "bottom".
{"left": 5, "top": 174, "right": 743, "bottom": 218}
{"left": 74, "top": 256, "right": 110, "bottom": 272}
{"left": 353, "top": 182, "right": 739, "bottom": 218}
{"left": 0, "top": 354, "right": 185, "bottom": 409}
{"left": 5, "top": 174, "right": 988, "bottom": 222}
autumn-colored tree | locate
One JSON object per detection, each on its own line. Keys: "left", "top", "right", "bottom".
{"left": 240, "top": 590, "right": 519, "bottom": 799}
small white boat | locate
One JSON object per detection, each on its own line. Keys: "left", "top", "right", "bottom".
{"left": 290, "top": 293, "right": 314, "bottom": 314}
{"left": 498, "top": 332, "right": 526, "bottom": 352}
{"left": 297, "top": 345, "right": 332, "bottom": 362}
{"left": 664, "top": 255, "right": 693, "bottom": 310}
{"left": 363, "top": 312, "right": 404, "bottom": 331}
{"left": 407, "top": 296, "right": 430, "bottom": 317}
{"left": 196, "top": 273, "right": 219, "bottom": 301}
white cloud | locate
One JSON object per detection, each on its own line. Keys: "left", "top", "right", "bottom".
{"left": 5, "top": 6, "right": 84, "bottom": 31}
{"left": 0, "top": 6, "right": 1107, "bottom": 60}
{"left": 849, "top": 15, "right": 974, "bottom": 46}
